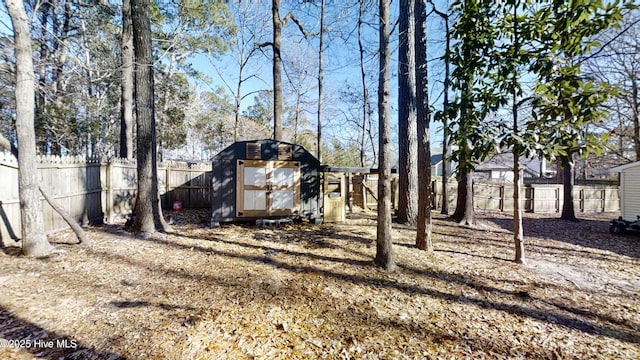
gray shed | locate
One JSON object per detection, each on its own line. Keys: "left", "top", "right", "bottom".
{"left": 210, "top": 139, "right": 321, "bottom": 226}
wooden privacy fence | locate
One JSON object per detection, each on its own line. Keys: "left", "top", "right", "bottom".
{"left": 0, "top": 154, "right": 211, "bottom": 241}
{"left": 432, "top": 177, "right": 620, "bottom": 213}
{"left": 345, "top": 173, "right": 620, "bottom": 214}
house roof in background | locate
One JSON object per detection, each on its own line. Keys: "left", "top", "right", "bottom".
{"left": 475, "top": 153, "right": 540, "bottom": 176}
{"left": 391, "top": 151, "right": 445, "bottom": 171}
{"left": 431, "top": 153, "right": 443, "bottom": 165}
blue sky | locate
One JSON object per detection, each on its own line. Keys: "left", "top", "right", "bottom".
{"left": 190, "top": 1, "right": 452, "bottom": 155}
{"left": 0, "top": 0, "right": 451, "bottom": 155}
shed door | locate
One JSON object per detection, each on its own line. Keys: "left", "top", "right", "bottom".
{"left": 236, "top": 160, "right": 300, "bottom": 218}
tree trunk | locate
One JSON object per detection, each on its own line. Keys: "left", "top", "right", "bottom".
{"left": 397, "top": 0, "right": 418, "bottom": 226}
{"left": 358, "top": 0, "right": 370, "bottom": 167}
{"left": 513, "top": 156, "right": 525, "bottom": 263}
{"left": 463, "top": 171, "right": 475, "bottom": 225}
{"left": 35, "top": 1, "right": 51, "bottom": 155}
{"left": 375, "top": 0, "right": 396, "bottom": 271}
{"left": 52, "top": 1, "right": 71, "bottom": 109}
{"left": 317, "top": 0, "right": 325, "bottom": 163}
{"left": 39, "top": 186, "right": 92, "bottom": 245}
{"left": 415, "top": 0, "right": 432, "bottom": 252}
{"left": 441, "top": 14, "right": 450, "bottom": 215}
{"left": 120, "top": 0, "right": 134, "bottom": 159}
{"left": 632, "top": 78, "right": 639, "bottom": 161}
{"left": 234, "top": 52, "right": 244, "bottom": 142}
{"left": 6, "top": 0, "right": 54, "bottom": 256}
{"left": 512, "top": 3, "right": 525, "bottom": 264}
{"left": 452, "top": 27, "right": 475, "bottom": 225}
{"left": 560, "top": 159, "right": 577, "bottom": 221}
{"left": 272, "top": 0, "right": 283, "bottom": 141}
{"left": 453, "top": 171, "right": 475, "bottom": 225}
{"left": 452, "top": 174, "right": 467, "bottom": 221}
{"left": 131, "top": 0, "right": 171, "bottom": 236}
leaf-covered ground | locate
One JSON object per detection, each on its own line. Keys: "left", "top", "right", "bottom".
{"left": 0, "top": 210, "right": 638, "bottom": 359}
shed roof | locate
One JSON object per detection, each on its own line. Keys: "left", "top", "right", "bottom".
{"left": 609, "top": 161, "right": 640, "bottom": 173}
{"left": 213, "top": 139, "right": 319, "bottom": 165}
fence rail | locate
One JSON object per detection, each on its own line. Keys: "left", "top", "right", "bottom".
{"left": 0, "top": 154, "right": 211, "bottom": 242}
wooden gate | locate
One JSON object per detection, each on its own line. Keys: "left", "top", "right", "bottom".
{"left": 236, "top": 160, "right": 301, "bottom": 218}
{"left": 323, "top": 172, "right": 346, "bottom": 223}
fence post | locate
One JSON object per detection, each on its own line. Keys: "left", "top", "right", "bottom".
{"left": 106, "top": 160, "right": 113, "bottom": 223}
{"left": 166, "top": 164, "right": 171, "bottom": 209}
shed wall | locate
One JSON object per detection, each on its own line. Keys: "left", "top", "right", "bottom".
{"left": 621, "top": 165, "right": 640, "bottom": 221}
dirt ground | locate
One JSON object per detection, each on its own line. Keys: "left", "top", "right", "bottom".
{"left": 0, "top": 209, "right": 638, "bottom": 359}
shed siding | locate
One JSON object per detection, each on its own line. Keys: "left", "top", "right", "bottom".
{"left": 211, "top": 159, "right": 237, "bottom": 221}
{"left": 621, "top": 165, "right": 640, "bottom": 221}
{"left": 211, "top": 140, "right": 320, "bottom": 223}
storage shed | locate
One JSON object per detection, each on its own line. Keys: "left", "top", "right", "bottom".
{"left": 211, "top": 139, "right": 321, "bottom": 226}
{"left": 609, "top": 161, "right": 640, "bottom": 221}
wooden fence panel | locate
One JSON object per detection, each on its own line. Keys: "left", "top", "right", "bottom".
{"left": 419, "top": 177, "right": 617, "bottom": 214}
{"left": 604, "top": 188, "right": 620, "bottom": 212}
{"left": 0, "top": 155, "right": 212, "bottom": 239}
{"left": 164, "top": 163, "right": 212, "bottom": 209}
{"left": 531, "top": 185, "right": 561, "bottom": 213}
{"left": 474, "top": 183, "right": 503, "bottom": 211}
{"left": 433, "top": 178, "right": 458, "bottom": 211}
{"left": 105, "top": 160, "right": 137, "bottom": 222}
{"left": 0, "top": 155, "right": 20, "bottom": 244}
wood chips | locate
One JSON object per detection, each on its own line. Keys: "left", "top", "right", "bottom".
{"left": 0, "top": 209, "right": 638, "bottom": 359}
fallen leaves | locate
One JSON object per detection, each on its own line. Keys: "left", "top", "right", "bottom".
{"left": 0, "top": 210, "right": 638, "bottom": 359}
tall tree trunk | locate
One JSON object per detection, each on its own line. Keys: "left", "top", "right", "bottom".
{"left": 560, "top": 158, "right": 577, "bottom": 221}
{"left": 158, "top": 55, "right": 177, "bottom": 162}
{"left": 234, "top": 53, "right": 244, "bottom": 142}
{"left": 317, "top": 0, "right": 325, "bottom": 163}
{"left": 358, "top": 0, "right": 369, "bottom": 167}
{"left": 397, "top": 0, "right": 418, "bottom": 225}
{"left": 35, "top": 1, "right": 51, "bottom": 154}
{"left": 80, "top": 18, "right": 96, "bottom": 155}
{"left": 415, "top": 0, "right": 432, "bottom": 252}
{"left": 512, "top": 2, "right": 525, "bottom": 264}
{"left": 513, "top": 155, "right": 525, "bottom": 262}
{"left": 441, "top": 14, "right": 450, "bottom": 215}
{"left": 120, "top": 0, "right": 134, "bottom": 159}
{"left": 131, "top": 0, "right": 170, "bottom": 236}
{"left": 375, "top": 0, "right": 396, "bottom": 271}
{"left": 6, "top": 0, "right": 54, "bottom": 256}
{"left": 52, "top": 0, "right": 71, "bottom": 109}
{"left": 632, "top": 78, "right": 639, "bottom": 161}
{"left": 462, "top": 172, "right": 475, "bottom": 224}
{"left": 451, "top": 174, "right": 466, "bottom": 220}
{"left": 452, "top": 171, "right": 475, "bottom": 225}
{"left": 272, "top": 0, "right": 283, "bottom": 141}
{"left": 453, "top": 26, "right": 475, "bottom": 225}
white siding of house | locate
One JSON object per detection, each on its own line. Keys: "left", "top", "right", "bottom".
{"left": 621, "top": 165, "right": 640, "bottom": 221}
